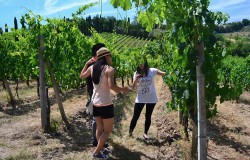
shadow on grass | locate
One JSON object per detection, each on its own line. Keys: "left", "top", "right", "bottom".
{"left": 109, "top": 141, "right": 156, "bottom": 160}
{"left": 0, "top": 88, "right": 87, "bottom": 117}
{"left": 112, "top": 92, "right": 136, "bottom": 137}
{"left": 135, "top": 133, "right": 181, "bottom": 147}
{"left": 38, "top": 90, "right": 137, "bottom": 158}
{"left": 136, "top": 136, "right": 161, "bottom": 146}
{"left": 39, "top": 91, "right": 136, "bottom": 158}
{"left": 0, "top": 99, "right": 40, "bottom": 116}
{"left": 207, "top": 120, "right": 250, "bottom": 157}
{"left": 40, "top": 110, "right": 94, "bottom": 158}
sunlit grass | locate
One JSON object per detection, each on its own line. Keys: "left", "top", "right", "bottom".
{"left": 109, "top": 90, "right": 160, "bottom": 159}
{"left": 4, "top": 148, "right": 37, "bottom": 160}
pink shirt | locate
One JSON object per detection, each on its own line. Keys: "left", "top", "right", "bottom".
{"left": 91, "top": 66, "right": 112, "bottom": 106}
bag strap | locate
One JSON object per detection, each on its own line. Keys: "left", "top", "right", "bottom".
{"left": 91, "top": 65, "right": 106, "bottom": 101}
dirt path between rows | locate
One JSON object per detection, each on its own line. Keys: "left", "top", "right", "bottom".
{"left": 0, "top": 77, "right": 250, "bottom": 159}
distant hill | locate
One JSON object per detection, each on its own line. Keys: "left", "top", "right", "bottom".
{"left": 215, "top": 19, "right": 250, "bottom": 33}
{"left": 241, "top": 26, "right": 250, "bottom": 32}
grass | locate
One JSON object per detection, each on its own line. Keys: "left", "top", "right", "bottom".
{"left": 108, "top": 91, "right": 160, "bottom": 160}
{"left": 17, "top": 87, "right": 38, "bottom": 99}
{"left": 0, "top": 77, "right": 181, "bottom": 159}
{"left": 0, "top": 80, "right": 38, "bottom": 104}
{"left": 3, "top": 148, "right": 37, "bottom": 160}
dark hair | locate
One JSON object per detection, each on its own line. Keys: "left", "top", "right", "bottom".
{"left": 92, "top": 56, "right": 108, "bottom": 84}
{"left": 137, "top": 61, "right": 149, "bottom": 77}
{"left": 92, "top": 43, "right": 105, "bottom": 57}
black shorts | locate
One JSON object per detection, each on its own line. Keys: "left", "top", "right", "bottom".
{"left": 93, "top": 104, "right": 114, "bottom": 119}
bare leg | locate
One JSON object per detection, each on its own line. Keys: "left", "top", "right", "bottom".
{"left": 95, "top": 117, "right": 104, "bottom": 144}
{"left": 94, "top": 117, "right": 114, "bottom": 154}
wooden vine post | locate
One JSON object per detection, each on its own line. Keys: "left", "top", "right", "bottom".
{"left": 196, "top": 37, "right": 207, "bottom": 159}
{"left": 38, "top": 35, "right": 49, "bottom": 132}
{"left": 45, "top": 59, "right": 70, "bottom": 129}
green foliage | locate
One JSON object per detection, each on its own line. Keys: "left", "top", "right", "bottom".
{"left": 231, "top": 42, "right": 250, "bottom": 57}
{"left": 218, "top": 55, "right": 250, "bottom": 93}
{"left": 242, "top": 19, "right": 250, "bottom": 26}
{"left": 215, "top": 18, "right": 250, "bottom": 33}
{"left": 51, "top": 119, "right": 59, "bottom": 132}
{"left": 0, "top": 31, "right": 20, "bottom": 81}
{"left": 72, "top": 2, "right": 97, "bottom": 18}
{"left": 0, "top": 6, "right": 95, "bottom": 90}
{"left": 78, "top": 15, "right": 149, "bottom": 38}
{"left": 110, "top": 0, "right": 132, "bottom": 10}
{"left": 1, "top": 1, "right": 248, "bottom": 124}
{"left": 110, "top": 0, "right": 248, "bottom": 119}
{"left": 1, "top": 2, "right": 153, "bottom": 93}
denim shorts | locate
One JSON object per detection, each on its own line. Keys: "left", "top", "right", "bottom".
{"left": 93, "top": 104, "right": 114, "bottom": 119}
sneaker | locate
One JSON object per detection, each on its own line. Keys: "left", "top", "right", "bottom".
{"left": 92, "top": 152, "right": 108, "bottom": 160}
{"left": 102, "top": 147, "right": 112, "bottom": 155}
{"left": 104, "top": 142, "right": 109, "bottom": 148}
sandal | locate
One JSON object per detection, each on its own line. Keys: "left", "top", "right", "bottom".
{"left": 143, "top": 134, "right": 149, "bottom": 140}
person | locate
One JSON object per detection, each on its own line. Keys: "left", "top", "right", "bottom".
{"left": 80, "top": 43, "right": 105, "bottom": 147}
{"left": 80, "top": 47, "right": 129, "bottom": 159}
{"left": 129, "top": 60, "right": 165, "bottom": 140}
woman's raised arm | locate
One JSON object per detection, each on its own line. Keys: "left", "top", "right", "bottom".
{"left": 157, "top": 69, "right": 166, "bottom": 76}
{"left": 80, "top": 66, "right": 91, "bottom": 79}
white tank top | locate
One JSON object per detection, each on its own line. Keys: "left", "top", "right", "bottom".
{"left": 91, "top": 65, "right": 112, "bottom": 106}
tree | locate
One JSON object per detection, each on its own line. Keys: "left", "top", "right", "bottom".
{"left": 107, "top": 16, "right": 116, "bottom": 32}
{"left": 2, "top": 24, "right": 16, "bottom": 106}
{"left": 86, "top": 16, "right": 92, "bottom": 35}
{"left": 14, "top": 17, "right": 18, "bottom": 30}
{"left": 20, "top": 16, "right": 26, "bottom": 29}
{"left": 242, "top": 18, "right": 250, "bottom": 26}
{"left": 92, "top": 15, "right": 100, "bottom": 32}
{"left": 5, "top": 24, "right": 8, "bottom": 32}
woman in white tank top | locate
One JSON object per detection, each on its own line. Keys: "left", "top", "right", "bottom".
{"left": 80, "top": 47, "right": 129, "bottom": 159}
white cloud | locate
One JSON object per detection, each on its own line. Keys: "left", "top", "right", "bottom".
{"left": 44, "top": 0, "right": 58, "bottom": 8}
{"left": 41, "top": 0, "right": 102, "bottom": 16}
{"left": 210, "top": 0, "right": 246, "bottom": 10}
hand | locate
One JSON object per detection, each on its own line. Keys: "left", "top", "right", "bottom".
{"left": 86, "top": 58, "right": 95, "bottom": 65}
{"left": 135, "top": 74, "right": 142, "bottom": 80}
{"left": 122, "top": 87, "right": 130, "bottom": 94}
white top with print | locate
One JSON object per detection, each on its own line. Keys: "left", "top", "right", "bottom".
{"left": 134, "top": 68, "right": 158, "bottom": 103}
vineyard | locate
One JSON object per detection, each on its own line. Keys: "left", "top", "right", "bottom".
{"left": 100, "top": 33, "right": 151, "bottom": 51}
{"left": 0, "top": 73, "right": 250, "bottom": 159}
{"left": 1, "top": 0, "right": 250, "bottom": 159}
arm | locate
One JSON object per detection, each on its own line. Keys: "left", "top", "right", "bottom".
{"left": 156, "top": 69, "right": 166, "bottom": 76}
{"left": 108, "top": 68, "right": 129, "bottom": 93}
{"left": 79, "top": 58, "right": 94, "bottom": 79}
{"left": 80, "top": 66, "right": 91, "bottom": 79}
{"left": 132, "top": 74, "right": 141, "bottom": 90}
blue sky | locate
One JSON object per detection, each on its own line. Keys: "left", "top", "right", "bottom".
{"left": 0, "top": 0, "right": 250, "bottom": 30}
